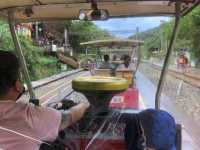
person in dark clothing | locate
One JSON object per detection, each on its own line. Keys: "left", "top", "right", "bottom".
{"left": 124, "top": 109, "right": 176, "bottom": 150}
{"left": 117, "top": 55, "right": 135, "bottom": 71}
{"left": 99, "top": 54, "right": 114, "bottom": 69}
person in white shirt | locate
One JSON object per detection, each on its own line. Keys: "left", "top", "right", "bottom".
{"left": 99, "top": 55, "right": 115, "bottom": 69}
{"left": 117, "top": 55, "right": 136, "bottom": 71}
{"left": 0, "top": 50, "right": 90, "bottom": 150}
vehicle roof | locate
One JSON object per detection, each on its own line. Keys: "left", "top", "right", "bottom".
{"left": 80, "top": 39, "right": 144, "bottom": 48}
{"left": 0, "top": 0, "right": 198, "bottom": 22}
{"left": 100, "top": 49, "right": 133, "bottom": 52}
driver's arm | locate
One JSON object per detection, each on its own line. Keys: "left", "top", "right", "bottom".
{"left": 59, "top": 102, "right": 90, "bottom": 130}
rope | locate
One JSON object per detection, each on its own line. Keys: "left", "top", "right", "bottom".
{"left": 0, "top": 126, "right": 51, "bottom": 146}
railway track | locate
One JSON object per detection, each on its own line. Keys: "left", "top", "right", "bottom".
{"left": 136, "top": 72, "right": 200, "bottom": 150}
{"left": 19, "top": 70, "right": 90, "bottom": 106}
{"left": 144, "top": 62, "right": 200, "bottom": 88}
{"left": 141, "top": 62, "right": 200, "bottom": 149}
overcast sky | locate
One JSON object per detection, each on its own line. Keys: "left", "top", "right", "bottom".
{"left": 94, "top": 17, "right": 171, "bottom": 38}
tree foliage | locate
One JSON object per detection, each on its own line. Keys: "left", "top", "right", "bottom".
{"left": 66, "top": 21, "right": 112, "bottom": 54}
{"left": 129, "top": 6, "right": 200, "bottom": 65}
{"left": 43, "top": 20, "right": 113, "bottom": 55}
{"left": 0, "top": 21, "right": 61, "bottom": 81}
{"left": 0, "top": 20, "right": 113, "bottom": 80}
{"left": 189, "top": 7, "right": 200, "bottom": 64}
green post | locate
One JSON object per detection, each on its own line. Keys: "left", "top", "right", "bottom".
{"left": 155, "top": 2, "right": 181, "bottom": 109}
{"left": 8, "top": 10, "right": 36, "bottom": 100}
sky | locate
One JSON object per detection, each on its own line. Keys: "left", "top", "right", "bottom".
{"left": 94, "top": 17, "right": 171, "bottom": 38}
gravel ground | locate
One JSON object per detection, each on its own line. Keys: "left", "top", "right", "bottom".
{"left": 139, "top": 63, "right": 200, "bottom": 121}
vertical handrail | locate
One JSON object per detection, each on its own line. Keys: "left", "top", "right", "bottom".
{"left": 135, "top": 28, "right": 141, "bottom": 72}
{"left": 8, "top": 10, "right": 36, "bottom": 99}
{"left": 155, "top": 2, "right": 181, "bottom": 109}
{"left": 135, "top": 44, "right": 141, "bottom": 72}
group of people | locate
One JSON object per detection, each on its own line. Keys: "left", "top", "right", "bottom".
{"left": 0, "top": 51, "right": 177, "bottom": 150}
{"left": 99, "top": 54, "right": 135, "bottom": 71}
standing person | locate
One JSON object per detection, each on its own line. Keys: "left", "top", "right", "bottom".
{"left": 184, "top": 55, "right": 189, "bottom": 72}
{"left": 0, "top": 50, "right": 90, "bottom": 150}
{"left": 177, "top": 53, "right": 188, "bottom": 73}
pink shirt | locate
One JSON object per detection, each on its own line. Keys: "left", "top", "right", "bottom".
{"left": 0, "top": 101, "right": 61, "bottom": 150}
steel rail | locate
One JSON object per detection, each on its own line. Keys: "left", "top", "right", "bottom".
{"left": 21, "top": 69, "right": 84, "bottom": 99}
{"left": 31, "top": 69, "right": 83, "bottom": 90}
{"left": 144, "top": 62, "right": 200, "bottom": 88}
{"left": 20, "top": 70, "right": 87, "bottom": 105}
{"left": 39, "top": 71, "right": 89, "bottom": 106}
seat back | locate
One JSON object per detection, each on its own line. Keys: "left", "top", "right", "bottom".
{"left": 94, "top": 69, "right": 112, "bottom": 76}
{"left": 116, "top": 70, "right": 134, "bottom": 86}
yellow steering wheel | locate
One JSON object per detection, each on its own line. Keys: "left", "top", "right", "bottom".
{"left": 72, "top": 76, "right": 129, "bottom": 92}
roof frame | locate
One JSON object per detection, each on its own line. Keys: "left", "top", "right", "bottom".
{"left": 0, "top": 0, "right": 198, "bottom": 23}
{"left": 80, "top": 39, "right": 144, "bottom": 48}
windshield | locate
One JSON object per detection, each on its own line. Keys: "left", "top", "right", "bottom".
{"left": 0, "top": 6, "right": 200, "bottom": 150}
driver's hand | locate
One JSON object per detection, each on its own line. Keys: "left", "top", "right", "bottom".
{"left": 53, "top": 102, "right": 63, "bottom": 109}
{"left": 81, "top": 100, "right": 90, "bottom": 109}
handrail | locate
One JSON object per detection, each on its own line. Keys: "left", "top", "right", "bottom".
{"left": 155, "top": 1, "right": 181, "bottom": 109}
{"left": 8, "top": 10, "right": 36, "bottom": 100}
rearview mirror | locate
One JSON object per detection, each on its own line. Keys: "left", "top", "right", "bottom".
{"left": 79, "top": 9, "right": 109, "bottom": 21}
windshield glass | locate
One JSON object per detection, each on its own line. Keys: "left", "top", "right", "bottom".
{"left": 0, "top": 6, "right": 200, "bottom": 150}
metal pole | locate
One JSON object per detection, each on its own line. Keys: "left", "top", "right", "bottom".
{"left": 136, "top": 27, "right": 141, "bottom": 72}
{"left": 8, "top": 10, "right": 36, "bottom": 99}
{"left": 64, "top": 28, "right": 73, "bottom": 56}
{"left": 86, "top": 48, "right": 88, "bottom": 56}
{"left": 35, "top": 21, "right": 39, "bottom": 43}
{"left": 70, "top": 48, "right": 73, "bottom": 56}
{"left": 64, "top": 28, "right": 68, "bottom": 46}
{"left": 64, "top": 28, "right": 68, "bottom": 53}
{"left": 136, "top": 27, "right": 139, "bottom": 40}
{"left": 135, "top": 45, "right": 141, "bottom": 72}
{"left": 160, "top": 27, "right": 163, "bottom": 51}
{"left": 155, "top": 2, "right": 181, "bottom": 109}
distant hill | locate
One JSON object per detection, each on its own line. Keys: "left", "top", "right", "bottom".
{"left": 128, "top": 6, "right": 200, "bottom": 67}
{"left": 129, "top": 27, "right": 160, "bottom": 41}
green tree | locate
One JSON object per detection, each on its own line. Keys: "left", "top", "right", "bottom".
{"left": 189, "top": 7, "right": 200, "bottom": 64}
{"left": 129, "top": 6, "right": 200, "bottom": 65}
{"left": 43, "top": 21, "right": 113, "bottom": 55}
{"left": 68, "top": 21, "right": 112, "bottom": 54}
{"left": 0, "top": 21, "right": 62, "bottom": 81}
